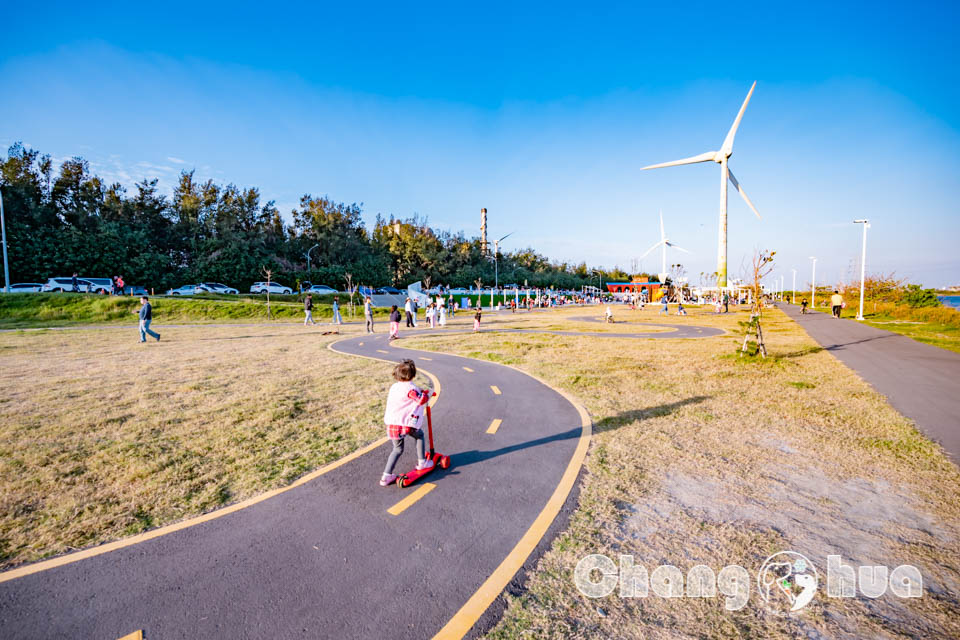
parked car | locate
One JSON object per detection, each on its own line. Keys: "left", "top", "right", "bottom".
{"left": 41, "top": 277, "right": 106, "bottom": 293}
{"left": 125, "top": 286, "right": 148, "bottom": 296}
{"left": 250, "top": 281, "right": 293, "bottom": 295}
{"left": 380, "top": 286, "right": 404, "bottom": 295}
{"left": 201, "top": 282, "right": 239, "bottom": 295}
{"left": 166, "top": 284, "right": 205, "bottom": 296}
{"left": 306, "top": 284, "right": 338, "bottom": 295}
{"left": 82, "top": 277, "right": 115, "bottom": 292}
{"left": 7, "top": 283, "right": 45, "bottom": 292}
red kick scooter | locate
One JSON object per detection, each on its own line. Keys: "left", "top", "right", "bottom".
{"left": 397, "top": 393, "right": 451, "bottom": 488}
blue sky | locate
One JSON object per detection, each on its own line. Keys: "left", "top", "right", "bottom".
{"left": 2, "top": 1, "right": 958, "bottom": 286}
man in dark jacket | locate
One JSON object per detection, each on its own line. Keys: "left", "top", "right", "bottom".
{"left": 304, "top": 294, "right": 316, "bottom": 325}
{"left": 134, "top": 296, "right": 161, "bottom": 342}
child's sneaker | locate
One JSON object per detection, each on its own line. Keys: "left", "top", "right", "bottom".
{"left": 380, "top": 473, "right": 397, "bottom": 486}
{"left": 416, "top": 458, "right": 434, "bottom": 471}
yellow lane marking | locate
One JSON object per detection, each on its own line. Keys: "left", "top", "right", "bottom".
{"left": 377, "top": 349, "right": 389, "bottom": 354}
{"left": 358, "top": 342, "right": 364, "bottom": 346}
{"left": 432, "top": 364, "right": 592, "bottom": 640}
{"left": 118, "top": 632, "right": 143, "bottom": 640}
{"left": 0, "top": 432, "right": 389, "bottom": 585}
{"left": 486, "top": 419, "right": 502, "bottom": 434}
{"left": 421, "top": 356, "right": 432, "bottom": 360}
{"left": 388, "top": 483, "right": 436, "bottom": 516}
{"left": 462, "top": 366, "right": 474, "bottom": 373}
{"left": 490, "top": 385, "right": 501, "bottom": 395}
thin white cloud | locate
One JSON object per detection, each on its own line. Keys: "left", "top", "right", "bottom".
{"left": 167, "top": 156, "right": 186, "bottom": 164}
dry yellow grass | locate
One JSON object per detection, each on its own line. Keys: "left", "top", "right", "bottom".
{"left": 0, "top": 323, "right": 430, "bottom": 569}
{"left": 406, "top": 304, "right": 960, "bottom": 639}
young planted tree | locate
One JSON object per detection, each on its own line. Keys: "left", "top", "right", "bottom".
{"left": 739, "top": 250, "right": 776, "bottom": 358}
{"left": 345, "top": 272, "right": 356, "bottom": 317}
{"left": 474, "top": 278, "right": 483, "bottom": 308}
{"left": 261, "top": 266, "right": 273, "bottom": 319}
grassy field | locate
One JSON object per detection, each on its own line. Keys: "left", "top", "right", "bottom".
{"left": 0, "top": 324, "right": 431, "bottom": 569}
{"left": 405, "top": 305, "right": 960, "bottom": 639}
{"left": 0, "top": 293, "right": 388, "bottom": 329}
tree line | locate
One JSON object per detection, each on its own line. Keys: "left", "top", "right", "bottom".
{"left": 1, "top": 143, "right": 642, "bottom": 291}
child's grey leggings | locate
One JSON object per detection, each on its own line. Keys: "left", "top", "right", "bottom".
{"left": 384, "top": 430, "right": 425, "bottom": 474}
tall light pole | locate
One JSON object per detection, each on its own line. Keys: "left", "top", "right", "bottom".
{"left": 791, "top": 269, "right": 797, "bottom": 305}
{"left": 493, "top": 232, "right": 513, "bottom": 292}
{"left": 0, "top": 190, "right": 9, "bottom": 293}
{"left": 854, "top": 219, "right": 870, "bottom": 321}
{"left": 809, "top": 257, "right": 817, "bottom": 308}
{"left": 305, "top": 243, "right": 319, "bottom": 274}
{"left": 780, "top": 274, "right": 784, "bottom": 301}
{"left": 592, "top": 269, "right": 602, "bottom": 296}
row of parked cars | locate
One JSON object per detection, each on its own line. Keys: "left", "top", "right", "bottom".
{"left": 8, "top": 277, "right": 147, "bottom": 295}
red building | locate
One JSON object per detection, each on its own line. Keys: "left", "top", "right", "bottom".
{"left": 605, "top": 277, "right": 663, "bottom": 296}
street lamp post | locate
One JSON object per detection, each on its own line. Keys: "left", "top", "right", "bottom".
{"left": 0, "top": 190, "right": 9, "bottom": 293}
{"left": 791, "top": 269, "right": 797, "bottom": 305}
{"left": 854, "top": 219, "right": 870, "bottom": 321}
{"left": 809, "top": 257, "right": 817, "bottom": 308}
{"left": 592, "top": 269, "right": 602, "bottom": 297}
{"left": 305, "top": 244, "right": 320, "bottom": 274}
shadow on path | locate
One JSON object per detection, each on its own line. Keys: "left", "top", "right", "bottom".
{"left": 596, "top": 396, "right": 711, "bottom": 432}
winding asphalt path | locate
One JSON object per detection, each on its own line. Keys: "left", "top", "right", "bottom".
{"left": 782, "top": 303, "right": 960, "bottom": 463}
{"left": 0, "top": 312, "right": 724, "bottom": 639}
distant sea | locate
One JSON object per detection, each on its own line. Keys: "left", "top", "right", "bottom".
{"left": 939, "top": 295, "right": 960, "bottom": 309}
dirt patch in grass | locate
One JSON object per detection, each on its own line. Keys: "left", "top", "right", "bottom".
{"left": 405, "top": 305, "right": 960, "bottom": 639}
{"left": 0, "top": 324, "right": 428, "bottom": 569}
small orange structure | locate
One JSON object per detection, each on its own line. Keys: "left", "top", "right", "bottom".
{"left": 605, "top": 276, "right": 663, "bottom": 297}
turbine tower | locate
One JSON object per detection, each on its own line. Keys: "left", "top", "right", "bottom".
{"left": 640, "top": 210, "right": 690, "bottom": 283}
{"left": 642, "top": 82, "right": 762, "bottom": 289}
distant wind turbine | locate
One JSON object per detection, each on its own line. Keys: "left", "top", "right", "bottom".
{"left": 642, "top": 81, "right": 762, "bottom": 289}
{"left": 640, "top": 210, "right": 690, "bottom": 283}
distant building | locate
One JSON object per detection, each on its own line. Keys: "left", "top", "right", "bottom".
{"left": 605, "top": 276, "right": 663, "bottom": 296}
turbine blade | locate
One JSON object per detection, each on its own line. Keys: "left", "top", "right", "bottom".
{"left": 672, "top": 245, "right": 691, "bottom": 254}
{"left": 720, "top": 81, "right": 756, "bottom": 156}
{"left": 640, "top": 241, "right": 663, "bottom": 259}
{"left": 641, "top": 151, "right": 716, "bottom": 170}
{"left": 728, "top": 169, "right": 762, "bottom": 219}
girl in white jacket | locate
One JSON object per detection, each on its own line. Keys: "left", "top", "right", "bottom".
{"left": 380, "top": 359, "right": 433, "bottom": 486}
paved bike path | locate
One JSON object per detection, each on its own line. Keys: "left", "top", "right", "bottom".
{"left": 782, "top": 304, "right": 960, "bottom": 463}
{"left": 0, "top": 332, "right": 587, "bottom": 639}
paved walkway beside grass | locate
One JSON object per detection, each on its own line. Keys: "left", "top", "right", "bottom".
{"left": 782, "top": 303, "right": 960, "bottom": 463}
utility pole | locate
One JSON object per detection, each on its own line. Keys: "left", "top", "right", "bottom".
{"left": 791, "top": 269, "right": 797, "bottom": 305}
{"left": 809, "top": 257, "right": 817, "bottom": 308}
{"left": 0, "top": 190, "right": 9, "bottom": 293}
{"left": 854, "top": 219, "right": 870, "bottom": 321}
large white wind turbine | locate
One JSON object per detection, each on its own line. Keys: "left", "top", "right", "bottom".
{"left": 640, "top": 210, "right": 690, "bottom": 283}
{"left": 642, "top": 82, "right": 762, "bottom": 289}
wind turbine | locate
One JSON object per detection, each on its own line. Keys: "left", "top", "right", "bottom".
{"left": 642, "top": 82, "right": 762, "bottom": 289}
{"left": 640, "top": 210, "right": 690, "bottom": 284}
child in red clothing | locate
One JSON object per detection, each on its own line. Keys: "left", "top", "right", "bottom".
{"left": 380, "top": 359, "right": 433, "bottom": 486}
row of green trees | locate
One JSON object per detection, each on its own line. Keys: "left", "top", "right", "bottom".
{"left": 1, "top": 143, "right": 641, "bottom": 291}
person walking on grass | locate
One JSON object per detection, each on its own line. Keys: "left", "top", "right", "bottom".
{"left": 389, "top": 305, "right": 401, "bottom": 340}
{"left": 411, "top": 298, "right": 419, "bottom": 327}
{"left": 379, "top": 359, "right": 433, "bottom": 486}
{"left": 332, "top": 297, "right": 343, "bottom": 326}
{"left": 723, "top": 291, "right": 730, "bottom": 313}
{"left": 474, "top": 307, "right": 482, "bottom": 332}
{"left": 133, "top": 296, "right": 160, "bottom": 343}
{"left": 660, "top": 296, "right": 669, "bottom": 316}
{"left": 439, "top": 300, "right": 447, "bottom": 327}
{"left": 71, "top": 272, "right": 78, "bottom": 293}
{"left": 831, "top": 290, "right": 844, "bottom": 319}
{"left": 404, "top": 297, "right": 414, "bottom": 328}
{"left": 364, "top": 296, "right": 374, "bottom": 333}
{"left": 304, "top": 293, "right": 316, "bottom": 325}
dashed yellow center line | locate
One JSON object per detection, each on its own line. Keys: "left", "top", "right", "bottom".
{"left": 387, "top": 483, "right": 436, "bottom": 515}
{"left": 421, "top": 356, "right": 432, "bottom": 360}
{"left": 377, "top": 349, "right": 389, "bottom": 354}
{"left": 358, "top": 342, "right": 364, "bottom": 346}
{"left": 486, "top": 418, "right": 503, "bottom": 434}
{"left": 117, "top": 631, "right": 143, "bottom": 640}
{"left": 490, "top": 385, "right": 501, "bottom": 395}
{"left": 462, "top": 366, "right": 474, "bottom": 373}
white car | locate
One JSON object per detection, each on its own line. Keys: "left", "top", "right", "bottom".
{"left": 41, "top": 277, "right": 108, "bottom": 293}
{"left": 250, "top": 281, "right": 293, "bottom": 295}
{"left": 306, "top": 285, "right": 338, "bottom": 295}
{"left": 201, "top": 282, "right": 239, "bottom": 295}
{"left": 7, "top": 283, "right": 45, "bottom": 292}
{"left": 166, "top": 284, "right": 205, "bottom": 296}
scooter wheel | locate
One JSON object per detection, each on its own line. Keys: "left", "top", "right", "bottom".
{"left": 440, "top": 455, "right": 451, "bottom": 470}
{"left": 397, "top": 476, "right": 407, "bottom": 488}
